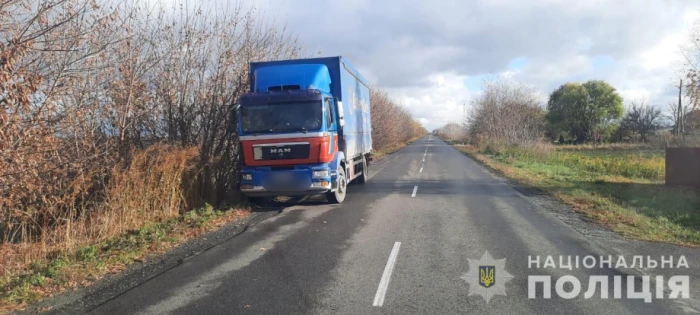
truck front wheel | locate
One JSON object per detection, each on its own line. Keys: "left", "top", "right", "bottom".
{"left": 356, "top": 155, "right": 368, "bottom": 184}
{"left": 327, "top": 167, "right": 347, "bottom": 204}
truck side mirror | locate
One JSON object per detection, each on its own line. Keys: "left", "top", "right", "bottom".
{"left": 335, "top": 98, "right": 345, "bottom": 127}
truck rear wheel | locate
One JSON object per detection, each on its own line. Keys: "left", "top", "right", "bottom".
{"left": 356, "top": 156, "right": 368, "bottom": 184}
{"left": 327, "top": 167, "right": 347, "bottom": 204}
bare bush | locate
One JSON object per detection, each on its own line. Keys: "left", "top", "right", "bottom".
{"left": 370, "top": 87, "right": 426, "bottom": 150}
{"left": 0, "top": 0, "right": 301, "bottom": 277}
{"left": 465, "top": 78, "right": 546, "bottom": 146}
{"left": 1, "top": 0, "right": 122, "bottom": 245}
{"left": 434, "top": 123, "right": 467, "bottom": 142}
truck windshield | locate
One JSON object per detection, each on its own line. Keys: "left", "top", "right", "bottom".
{"left": 240, "top": 101, "right": 323, "bottom": 134}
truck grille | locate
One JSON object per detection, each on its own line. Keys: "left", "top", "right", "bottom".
{"left": 253, "top": 143, "right": 310, "bottom": 161}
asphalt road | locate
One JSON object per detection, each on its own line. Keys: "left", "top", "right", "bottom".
{"left": 85, "top": 136, "right": 692, "bottom": 315}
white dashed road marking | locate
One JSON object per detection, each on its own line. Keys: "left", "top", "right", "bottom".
{"left": 372, "top": 242, "right": 402, "bottom": 307}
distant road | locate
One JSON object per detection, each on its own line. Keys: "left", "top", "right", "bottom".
{"left": 85, "top": 136, "right": 684, "bottom": 314}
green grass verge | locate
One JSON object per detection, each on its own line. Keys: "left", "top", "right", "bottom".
{"left": 452, "top": 144, "right": 700, "bottom": 247}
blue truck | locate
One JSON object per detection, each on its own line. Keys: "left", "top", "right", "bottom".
{"left": 234, "top": 56, "right": 372, "bottom": 203}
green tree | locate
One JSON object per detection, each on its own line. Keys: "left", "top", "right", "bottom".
{"left": 546, "top": 80, "right": 624, "bottom": 143}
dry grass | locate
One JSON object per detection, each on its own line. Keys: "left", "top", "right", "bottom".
{"left": 1, "top": 145, "right": 198, "bottom": 276}
{"left": 0, "top": 204, "right": 249, "bottom": 313}
{"left": 555, "top": 143, "right": 654, "bottom": 151}
{"left": 0, "top": 145, "right": 252, "bottom": 313}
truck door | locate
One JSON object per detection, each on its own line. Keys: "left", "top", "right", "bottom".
{"left": 324, "top": 98, "right": 337, "bottom": 157}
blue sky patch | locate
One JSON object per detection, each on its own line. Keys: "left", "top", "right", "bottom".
{"left": 591, "top": 55, "right": 614, "bottom": 69}
{"left": 463, "top": 74, "right": 493, "bottom": 90}
{"left": 508, "top": 56, "right": 529, "bottom": 70}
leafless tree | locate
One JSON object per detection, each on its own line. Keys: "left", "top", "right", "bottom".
{"left": 619, "top": 100, "right": 663, "bottom": 142}
{"left": 681, "top": 16, "right": 700, "bottom": 111}
{"left": 465, "top": 78, "right": 546, "bottom": 146}
{"left": 665, "top": 100, "right": 691, "bottom": 134}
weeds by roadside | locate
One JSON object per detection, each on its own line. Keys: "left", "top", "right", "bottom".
{"left": 0, "top": 203, "right": 249, "bottom": 314}
{"left": 0, "top": 145, "right": 251, "bottom": 314}
{"left": 484, "top": 143, "right": 664, "bottom": 181}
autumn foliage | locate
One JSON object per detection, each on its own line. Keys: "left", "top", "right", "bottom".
{"left": 0, "top": 0, "right": 301, "bottom": 278}
{"left": 370, "top": 88, "right": 426, "bottom": 150}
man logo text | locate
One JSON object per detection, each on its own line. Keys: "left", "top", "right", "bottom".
{"left": 270, "top": 148, "right": 291, "bottom": 154}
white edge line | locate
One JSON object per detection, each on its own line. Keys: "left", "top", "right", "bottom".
{"left": 372, "top": 242, "right": 402, "bottom": 307}
{"left": 411, "top": 185, "right": 418, "bottom": 197}
{"left": 419, "top": 167, "right": 423, "bottom": 173}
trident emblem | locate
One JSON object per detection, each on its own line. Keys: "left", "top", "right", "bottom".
{"left": 479, "top": 266, "right": 495, "bottom": 288}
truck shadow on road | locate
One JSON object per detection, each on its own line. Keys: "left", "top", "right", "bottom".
{"left": 248, "top": 195, "right": 332, "bottom": 212}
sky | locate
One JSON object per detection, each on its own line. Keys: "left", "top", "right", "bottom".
{"left": 175, "top": 0, "right": 699, "bottom": 131}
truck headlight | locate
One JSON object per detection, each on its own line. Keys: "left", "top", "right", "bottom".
{"left": 313, "top": 170, "right": 329, "bottom": 178}
{"left": 242, "top": 173, "right": 253, "bottom": 181}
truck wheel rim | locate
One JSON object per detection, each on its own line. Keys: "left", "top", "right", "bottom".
{"left": 340, "top": 176, "right": 346, "bottom": 193}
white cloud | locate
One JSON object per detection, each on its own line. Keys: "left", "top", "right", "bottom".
{"left": 163, "top": 0, "right": 700, "bottom": 128}
{"left": 637, "top": 33, "right": 686, "bottom": 71}
{"left": 384, "top": 70, "right": 533, "bottom": 131}
{"left": 617, "top": 88, "right": 653, "bottom": 104}
{"left": 385, "top": 72, "right": 472, "bottom": 131}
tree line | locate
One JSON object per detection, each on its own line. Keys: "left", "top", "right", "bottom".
{"left": 436, "top": 77, "right": 700, "bottom": 146}
{"left": 370, "top": 88, "right": 427, "bottom": 151}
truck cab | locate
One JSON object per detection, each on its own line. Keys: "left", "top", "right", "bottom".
{"left": 235, "top": 57, "right": 372, "bottom": 204}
